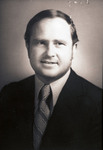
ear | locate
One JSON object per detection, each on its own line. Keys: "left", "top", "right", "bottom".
{"left": 26, "top": 43, "right": 30, "bottom": 58}
{"left": 73, "top": 43, "right": 77, "bottom": 54}
{"left": 26, "top": 43, "right": 29, "bottom": 50}
{"left": 71, "top": 43, "right": 77, "bottom": 61}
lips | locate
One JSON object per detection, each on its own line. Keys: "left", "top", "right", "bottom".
{"left": 41, "top": 60, "right": 58, "bottom": 64}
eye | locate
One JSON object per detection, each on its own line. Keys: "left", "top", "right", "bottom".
{"left": 55, "top": 42, "right": 63, "bottom": 45}
{"left": 57, "top": 42, "right": 64, "bottom": 45}
{"left": 54, "top": 40, "right": 66, "bottom": 46}
{"left": 39, "top": 40, "right": 46, "bottom": 45}
{"left": 33, "top": 39, "right": 47, "bottom": 46}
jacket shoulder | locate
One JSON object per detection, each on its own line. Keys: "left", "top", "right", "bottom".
{"left": 0, "top": 75, "right": 35, "bottom": 104}
{"left": 68, "top": 70, "right": 102, "bottom": 102}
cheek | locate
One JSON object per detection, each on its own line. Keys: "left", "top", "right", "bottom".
{"left": 59, "top": 49, "right": 73, "bottom": 63}
{"left": 29, "top": 51, "right": 38, "bottom": 66}
{"left": 29, "top": 48, "right": 40, "bottom": 60}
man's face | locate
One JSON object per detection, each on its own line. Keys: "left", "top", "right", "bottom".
{"left": 28, "top": 17, "right": 76, "bottom": 83}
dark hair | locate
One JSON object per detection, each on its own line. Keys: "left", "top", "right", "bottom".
{"left": 24, "top": 9, "right": 79, "bottom": 46}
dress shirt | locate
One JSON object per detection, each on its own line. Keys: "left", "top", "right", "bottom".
{"left": 34, "top": 69, "right": 71, "bottom": 112}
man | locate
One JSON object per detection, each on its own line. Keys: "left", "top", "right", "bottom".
{"left": 0, "top": 9, "right": 102, "bottom": 150}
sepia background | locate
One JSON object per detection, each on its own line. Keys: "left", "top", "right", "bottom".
{"left": 0, "top": 0, "right": 103, "bottom": 90}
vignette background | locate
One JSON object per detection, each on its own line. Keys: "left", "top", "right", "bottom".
{"left": 0, "top": 0, "right": 102, "bottom": 90}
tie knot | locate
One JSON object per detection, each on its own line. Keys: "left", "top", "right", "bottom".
{"left": 39, "top": 84, "right": 53, "bottom": 112}
{"left": 39, "top": 84, "right": 51, "bottom": 101}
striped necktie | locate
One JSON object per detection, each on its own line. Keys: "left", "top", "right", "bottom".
{"left": 33, "top": 84, "right": 53, "bottom": 150}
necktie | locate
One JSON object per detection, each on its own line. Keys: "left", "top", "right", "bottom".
{"left": 33, "top": 84, "right": 53, "bottom": 150}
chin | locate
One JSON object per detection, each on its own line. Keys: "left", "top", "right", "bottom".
{"left": 40, "top": 71, "right": 67, "bottom": 82}
{"left": 37, "top": 71, "right": 58, "bottom": 82}
{"left": 35, "top": 68, "right": 68, "bottom": 82}
{"left": 42, "top": 73, "right": 58, "bottom": 79}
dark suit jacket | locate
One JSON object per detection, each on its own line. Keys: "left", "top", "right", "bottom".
{"left": 0, "top": 69, "right": 102, "bottom": 150}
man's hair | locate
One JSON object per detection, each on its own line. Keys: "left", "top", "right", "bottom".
{"left": 24, "top": 9, "right": 79, "bottom": 46}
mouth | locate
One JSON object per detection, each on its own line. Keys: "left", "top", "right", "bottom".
{"left": 41, "top": 60, "right": 58, "bottom": 64}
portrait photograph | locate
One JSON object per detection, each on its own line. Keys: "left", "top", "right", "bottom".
{"left": 0, "top": 0, "right": 102, "bottom": 150}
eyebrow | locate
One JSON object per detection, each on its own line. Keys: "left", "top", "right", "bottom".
{"left": 32, "top": 38, "right": 48, "bottom": 42}
{"left": 32, "top": 38, "right": 68, "bottom": 44}
{"left": 53, "top": 39, "right": 67, "bottom": 44}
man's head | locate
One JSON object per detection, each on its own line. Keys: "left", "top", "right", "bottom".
{"left": 24, "top": 9, "right": 79, "bottom": 83}
{"left": 24, "top": 9, "right": 79, "bottom": 47}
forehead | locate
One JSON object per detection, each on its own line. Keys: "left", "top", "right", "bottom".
{"left": 32, "top": 17, "right": 71, "bottom": 33}
{"left": 31, "top": 17, "right": 72, "bottom": 39}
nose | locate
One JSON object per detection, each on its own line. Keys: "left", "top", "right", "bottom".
{"left": 46, "top": 43, "right": 56, "bottom": 57}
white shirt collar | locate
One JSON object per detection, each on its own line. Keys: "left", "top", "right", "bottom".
{"left": 35, "top": 69, "right": 71, "bottom": 107}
